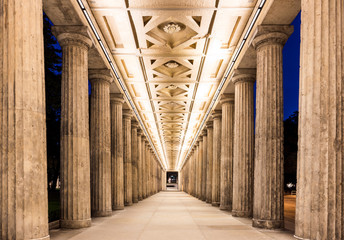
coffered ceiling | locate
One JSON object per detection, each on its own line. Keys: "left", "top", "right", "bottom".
{"left": 86, "top": 0, "right": 257, "bottom": 170}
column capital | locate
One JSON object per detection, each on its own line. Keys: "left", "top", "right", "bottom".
{"left": 212, "top": 110, "right": 222, "bottom": 119}
{"left": 123, "top": 109, "right": 133, "bottom": 119}
{"left": 137, "top": 129, "right": 143, "bottom": 136}
{"left": 206, "top": 120, "right": 213, "bottom": 129}
{"left": 220, "top": 94, "right": 234, "bottom": 105}
{"left": 202, "top": 129, "right": 207, "bottom": 136}
{"left": 232, "top": 68, "right": 256, "bottom": 84}
{"left": 52, "top": 26, "right": 92, "bottom": 49}
{"left": 110, "top": 93, "right": 124, "bottom": 104}
{"left": 131, "top": 120, "right": 139, "bottom": 129}
{"left": 89, "top": 69, "right": 113, "bottom": 85}
{"left": 252, "top": 25, "right": 293, "bottom": 50}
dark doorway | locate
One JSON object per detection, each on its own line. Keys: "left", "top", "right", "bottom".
{"left": 166, "top": 171, "right": 178, "bottom": 190}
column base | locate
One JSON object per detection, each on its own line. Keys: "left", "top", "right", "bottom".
{"left": 124, "top": 202, "right": 133, "bottom": 206}
{"left": 33, "top": 235, "right": 50, "bottom": 240}
{"left": 293, "top": 235, "right": 310, "bottom": 240}
{"left": 92, "top": 210, "right": 112, "bottom": 217}
{"left": 219, "top": 205, "right": 231, "bottom": 211}
{"left": 206, "top": 200, "right": 211, "bottom": 204}
{"left": 252, "top": 218, "right": 283, "bottom": 229}
{"left": 138, "top": 197, "right": 143, "bottom": 201}
{"left": 60, "top": 218, "right": 91, "bottom": 229}
{"left": 232, "top": 210, "right": 252, "bottom": 218}
{"left": 113, "top": 205, "right": 124, "bottom": 210}
{"left": 211, "top": 202, "right": 220, "bottom": 207}
{"left": 133, "top": 199, "right": 139, "bottom": 203}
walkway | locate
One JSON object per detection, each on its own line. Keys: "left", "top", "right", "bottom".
{"left": 51, "top": 191, "right": 294, "bottom": 240}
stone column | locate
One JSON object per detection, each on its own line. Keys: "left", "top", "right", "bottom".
{"left": 142, "top": 138, "right": 147, "bottom": 198}
{"left": 206, "top": 120, "right": 213, "bottom": 203}
{"left": 232, "top": 71, "right": 255, "bottom": 218}
{"left": 192, "top": 148, "right": 197, "bottom": 197}
{"left": 123, "top": 110, "right": 133, "bottom": 206}
{"left": 110, "top": 94, "right": 124, "bottom": 210}
{"left": 53, "top": 26, "right": 93, "bottom": 228}
{"left": 252, "top": 25, "right": 293, "bottom": 229}
{"left": 89, "top": 70, "right": 112, "bottom": 217}
{"left": 212, "top": 110, "right": 222, "bottom": 207}
{"left": 202, "top": 130, "right": 207, "bottom": 201}
{"left": 162, "top": 169, "right": 167, "bottom": 191}
{"left": 131, "top": 121, "right": 139, "bottom": 203}
{"left": 137, "top": 129, "right": 143, "bottom": 201}
{"left": 194, "top": 143, "right": 199, "bottom": 198}
{"left": 295, "top": 1, "right": 344, "bottom": 239}
{"left": 0, "top": 1, "right": 49, "bottom": 238}
{"left": 220, "top": 95, "right": 234, "bottom": 211}
{"left": 145, "top": 141, "right": 150, "bottom": 197}
{"left": 198, "top": 138, "right": 203, "bottom": 199}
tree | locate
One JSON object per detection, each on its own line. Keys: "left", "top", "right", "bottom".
{"left": 44, "top": 12, "right": 62, "bottom": 190}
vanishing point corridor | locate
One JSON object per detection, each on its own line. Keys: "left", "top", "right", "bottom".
{"left": 50, "top": 191, "right": 294, "bottom": 240}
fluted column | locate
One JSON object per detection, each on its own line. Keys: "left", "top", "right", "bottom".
{"left": 212, "top": 111, "right": 222, "bottom": 207}
{"left": 142, "top": 138, "right": 147, "bottom": 198}
{"left": 232, "top": 71, "right": 255, "bottom": 218}
{"left": 110, "top": 94, "right": 124, "bottom": 210}
{"left": 220, "top": 95, "right": 234, "bottom": 211}
{"left": 89, "top": 70, "right": 112, "bottom": 217}
{"left": 0, "top": 1, "right": 49, "bottom": 238}
{"left": 53, "top": 26, "right": 93, "bottom": 228}
{"left": 145, "top": 141, "right": 150, "bottom": 197}
{"left": 137, "top": 129, "right": 143, "bottom": 201}
{"left": 201, "top": 130, "right": 207, "bottom": 201}
{"left": 206, "top": 120, "right": 214, "bottom": 203}
{"left": 131, "top": 121, "right": 139, "bottom": 203}
{"left": 252, "top": 25, "right": 293, "bottom": 229}
{"left": 123, "top": 110, "right": 133, "bottom": 206}
{"left": 295, "top": 1, "right": 344, "bottom": 239}
{"left": 194, "top": 142, "right": 199, "bottom": 198}
{"left": 198, "top": 138, "right": 203, "bottom": 199}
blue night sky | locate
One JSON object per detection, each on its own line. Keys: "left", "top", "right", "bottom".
{"left": 282, "top": 12, "right": 301, "bottom": 119}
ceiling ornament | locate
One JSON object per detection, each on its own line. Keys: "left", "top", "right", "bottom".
{"left": 163, "top": 23, "right": 182, "bottom": 34}
{"left": 165, "top": 61, "right": 179, "bottom": 69}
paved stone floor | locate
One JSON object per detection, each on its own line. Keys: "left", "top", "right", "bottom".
{"left": 50, "top": 191, "right": 295, "bottom": 240}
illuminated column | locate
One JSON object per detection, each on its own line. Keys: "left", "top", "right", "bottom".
{"left": 137, "top": 129, "right": 143, "bottom": 201}
{"left": 212, "top": 111, "right": 221, "bottom": 207}
{"left": 201, "top": 130, "right": 207, "bottom": 201}
{"left": 123, "top": 110, "right": 133, "bottom": 206}
{"left": 252, "top": 25, "right": 293, "bottom": 229}
{"left": 198, "top": 138, "right": 203, "bottom": 199}
{"left": 110, "top": 94, "right": 124, "bottom": 210}
{"left": 220, "top": 94, "right": 234, "bottom": 211}
{"left": 89, "top": 70, "right": 112, "bottom": 217}
{"left": 131, "top": 121, "right": 139, "bottom": 203}
{"left": 145, "top": 141, "right": 150, "bottom": 197}
{"left": 54, "top": 26, "right": 92, "bottom": 228}
{"left": 206, "top": 120, "right": 213, "bottom": 203}
{"left": 194, "top": 142, "right": 199, "bottom": 198}
{"left": 232, "top": 71, "right": 255, "bottom": 218}
{"left": 295, "top": 1, "right": 344, "bottom": 239}
{"left": 0, "top": 0, "right": 49, "bottom": 238}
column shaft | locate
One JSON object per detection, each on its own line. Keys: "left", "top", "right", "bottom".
{"left": 0, "top": 0, "right": 49, "bottom": 238}
{"left": 232, "top": 73, "right": 255, "bottom": 217}
{"left": 131, "top": 122, "right": 138, "bottom": 203}
{"left": 123, "top": 110, "right": 132, "bottom": 206}
{"left": 206, "top": 121, "right": 213, "bottom": 203}
{"left": 90, "top": 71, "right": 112, "bottom": 217}
{"left": 110, "top": 94, "right": 124, "bottom": 210}
{"left": 54, "top": 27, "right": 93, "bottom": 228}
{"left": 137, "top": 130, "right": 143, "bottom": 201}
{"left": 202, "top": 131, "right": 207, "bottom": 201}
{"left": 252, "top": 25, "right": 293, "bottom": 229}
{"left": 295, "top": 1, "right": 344, "bottom": 239}
{"left": 220, "top": 95, "right": 234, "bottom": 211}
{"left": 212, "top": 111, "right": 222, "bottom": 206}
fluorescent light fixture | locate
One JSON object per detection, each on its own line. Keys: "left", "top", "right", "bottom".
{"left": 178, "top": 0, "right": 265, "bottom": 170}
{"left": 76, "top": 0, "right": 166, "bottom": 170}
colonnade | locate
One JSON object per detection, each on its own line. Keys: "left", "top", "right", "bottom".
{"left": 181, "top": 4, "right": 344, "bottom": 238}
{"left": 0, "top": 2, "right": 164, "bottom": 239}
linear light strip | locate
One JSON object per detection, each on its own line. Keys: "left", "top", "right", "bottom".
{"left": 178, "top": 0, "right": 266, "bottom": 170}
{"left": 76, "top": 0, "right": 166, "bottom": 170}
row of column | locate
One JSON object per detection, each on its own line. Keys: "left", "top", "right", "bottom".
{"left": 0, "top": 6, "right": 164, "bottom": 238}
{"left": 181, "top": 24, "right": 289, "bottom": 228}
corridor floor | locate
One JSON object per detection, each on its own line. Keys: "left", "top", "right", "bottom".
{"left": 50, "top": 191, "right": 294, "bottom": 240}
